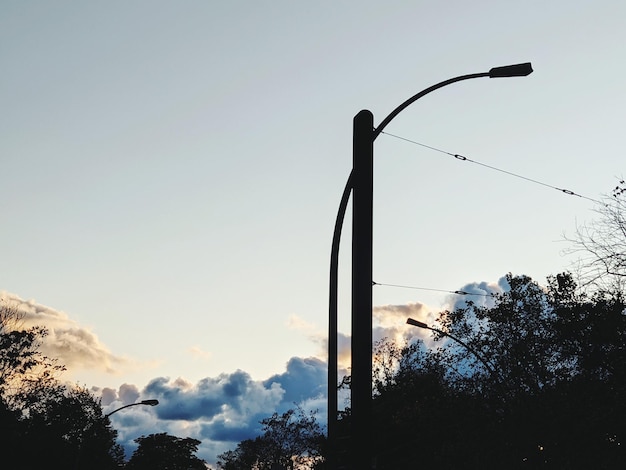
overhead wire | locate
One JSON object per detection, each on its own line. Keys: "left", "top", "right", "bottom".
{"left": 372, "top": 281, "right": 495, "bottom": 297}
{"left": 374, "top": 130, "right": 604, "bottom": 297}
{"left": 380, "top": 130, "right": 603, "bottom": 205}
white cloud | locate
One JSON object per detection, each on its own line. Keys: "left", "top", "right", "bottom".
{"left": 187, "top": 345, "right": 212, "bottom": 361}
{"left": 447, "top": 279, "right": 503, "bottom": 311}
{"left": 373, "top": 301, "right": 436, "bottom": 346}
{"left": 1, "top": 291, "right": 133, "bottom": 377}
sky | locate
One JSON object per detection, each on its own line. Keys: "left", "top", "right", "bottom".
{"left": 2, "top": 0, "right": 624, "bottom": 466}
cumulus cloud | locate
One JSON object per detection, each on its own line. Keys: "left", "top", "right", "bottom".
{"left": 447, "top": 279, "right": 504, "bottom": 311}
{"left": 100, "top": 387, "right": 118, "bottom": 406}
{"left": 373, "top": 301, "right": 436, "bottom": 346}
{"left": 263, "top": 356, "right": 326, "bottom": 408}
{"left": 119, "top": 383, "right": 141, "bottom": 405}
{"left": 98, "top": 358, "right": 329, "bottom": 467}
{"left": 187, "top": 345, "right": 212, "bottom": 361}
{"left": 1, "top": 292, "right": 331, "bottom": 466}
{"left": 144, "top": 371, "right": 286, "bottom": 422}
{"left": 1, "top": 292, "right": 132, "bottom": 376}
{"left": 91, "top": 383, "right": 141, "bottom": 409}
{"left": 286, "top": 314, "right": 350, "bottom": 379}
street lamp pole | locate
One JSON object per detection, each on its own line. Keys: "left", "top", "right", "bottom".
{"left": 329, "top": 63, "right": 532, "bottom": 469}
{"left": 351, "top": 109, "right": 375, "bottom": 470}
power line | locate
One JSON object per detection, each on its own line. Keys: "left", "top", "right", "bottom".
{"left": 380, "top": 131, "right": 602, "bottom": 205}
{"left": 372, "top": 281, "right": 495, "bottom": 297}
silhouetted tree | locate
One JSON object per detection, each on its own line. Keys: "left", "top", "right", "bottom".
{"left": 0, "top": 299, "right": 123, "bottom": 469}
{"left": 28, "top": 385, "right": 124, "bottom": 469}
{"left": 126, "top": 433, "right": 206, "bottom": 470}
{"left": 216, "top": 407, "right": 325, "bottom": 469}
{"left": 0, "top": 301, "right": 64, "bottom": 411}
{"left": 567, "top": 180, "right": 626, "bottom": 288}
{"left": 369, "top": 273, "right": 626, "bottom": 468}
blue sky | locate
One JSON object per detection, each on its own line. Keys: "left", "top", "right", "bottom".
{"left": 2, "top": 0, "right": 624, "bottom": 465}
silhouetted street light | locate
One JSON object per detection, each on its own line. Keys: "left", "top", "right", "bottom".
{"left": 105, "top": 399, "right": 159, "bottom": 418}
{"left": 76, "top": 399, "right": 159, "bottom": 469}
{"left": 328, "top": 63, "right": 532, "bottom": 469}
{"left": 406, "top": 317, "right": 510, "bottom": 403}
{"left": 406, "top": 318, "right": 499, "bottom": 378}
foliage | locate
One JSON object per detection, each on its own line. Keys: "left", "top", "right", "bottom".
{"left": 0, "top": 298, "right": 209, "bottom": 469}
{"left": 0, "top": 301, "right": 65, "bottom": 411}
{"left": 567, "top": 179, "right": 626, "bottom": 288}
{"left": 125, "top": 433, "right": 207, "bottom": 470}
{"left": 0, "top": 299, "right": 123, "bottom": 469}
{"left": 367, "top": 273, "right": 626, "bottom": 468}
{"left": 28, "top": 385, "right": 124, "bottom": 469}
{"left": 217, "top": 407, "right": 325, "bottom": 469}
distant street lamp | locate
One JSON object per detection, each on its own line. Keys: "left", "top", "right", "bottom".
{"left": 76, "top": 399, "right": 159, "bottom": 469}
{"left": 105, "top": 399, "right": 159, "bottom": 418}
{"left": 328, "top": 63, "right": 533, "bottom": 469}
{"left": 406, "top": 318, "right": 499, "bottom": 378}
{"left": 406, "top": 317, "right": 510, "bottom": 403}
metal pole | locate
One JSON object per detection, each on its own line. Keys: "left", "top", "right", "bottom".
{"left": 328, "top": 172, "right": 353, "bottom": 468}
{"left": 351, "top": 109, "right": 374, "bottom": 469}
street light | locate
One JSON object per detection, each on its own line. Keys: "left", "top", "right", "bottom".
{"left": 105, "top": 399, "right": 159, "bottom": 418}
{"left": 406, "top": 318, "right": 499, "bottom": 379}
{"left": 328, "top": 62, "right": 532, "bottom": 469}
{"left": 75, "top": 399, "right": 160, "bottom": 469}
{"left": 406, "top": 318, "right": 510, "bottom": 405}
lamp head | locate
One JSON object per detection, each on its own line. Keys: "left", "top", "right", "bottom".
{"left": 141, "top": 399, "right": 159, "bottom": 406}
{"left": 488, "top": 62, "right": 533, "bottom": 78}
{"left": 406, "top": 318, "right": 428, "bottom": 329}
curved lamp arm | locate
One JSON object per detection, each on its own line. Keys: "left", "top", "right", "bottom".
{"left": 374, "top": 63, "right": 532, "bottom": 139}
{"left": 105, "top": 399, "right": 159, "bottom": 418}
{"left": 406, "top": 318, "right": 499, "bottom": 378}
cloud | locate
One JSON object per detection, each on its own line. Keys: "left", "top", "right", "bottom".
{"left": 2, "top": 292, "right": 330, "bottom": 466}
{"left": 286, "top": 314, "right": 316, "bottom": 332}
{"left": 144, "top": 278, "right": 503, "bottom": 464}
{"left": 94, "top": 356, "right": 330, "bottom": 467}
{"left": 286, "top": 314, "right": 329, "bottom": 358}
{"left": 336, "top": 331, "right": 351, "bottom": 373}
{"left": 143, "top": 371, "right": 285, "bottom": 422}
{"left": 100, "top": 387, "right": 118, "bottom": 406}
{"left": 447, "top": 279, "right": 504, "bottom": 311}
{"left": 373, "top": 301, "right": 435, "bottom": 346}
{"left": 118, "top": 383, "right": 141, "bottom": 405}
{"left": 1, "top": 292, "right": 132, "bottom": 376}
{"left": 286, "top": 314, "right": 350, "bottom": 379}
{"left": 187, "top": 345, "right": 212, "bottom": 361}
{"left": 263, "top": 356, "right": 326, "bottom": 407}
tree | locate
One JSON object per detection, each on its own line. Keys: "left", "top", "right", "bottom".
{"left": 368, "top": 273, "right": 626, "bottom": 468}
{"left": 568, "top": 180, "right": 626, "bottom": 288}
{"left": 0, "top": 300, "right": 65, "bottom": 411}
{"left": 27, "top": 385, "right": 124, "bottom": 469}
{"left": 126, "top": 433, "right": 207, "bottom": 470}
{"left": 0, "top": 299, "right": 123, "bottom": 469}
{"left": 217, "top": 407, "right": 325, "bottom": 470}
